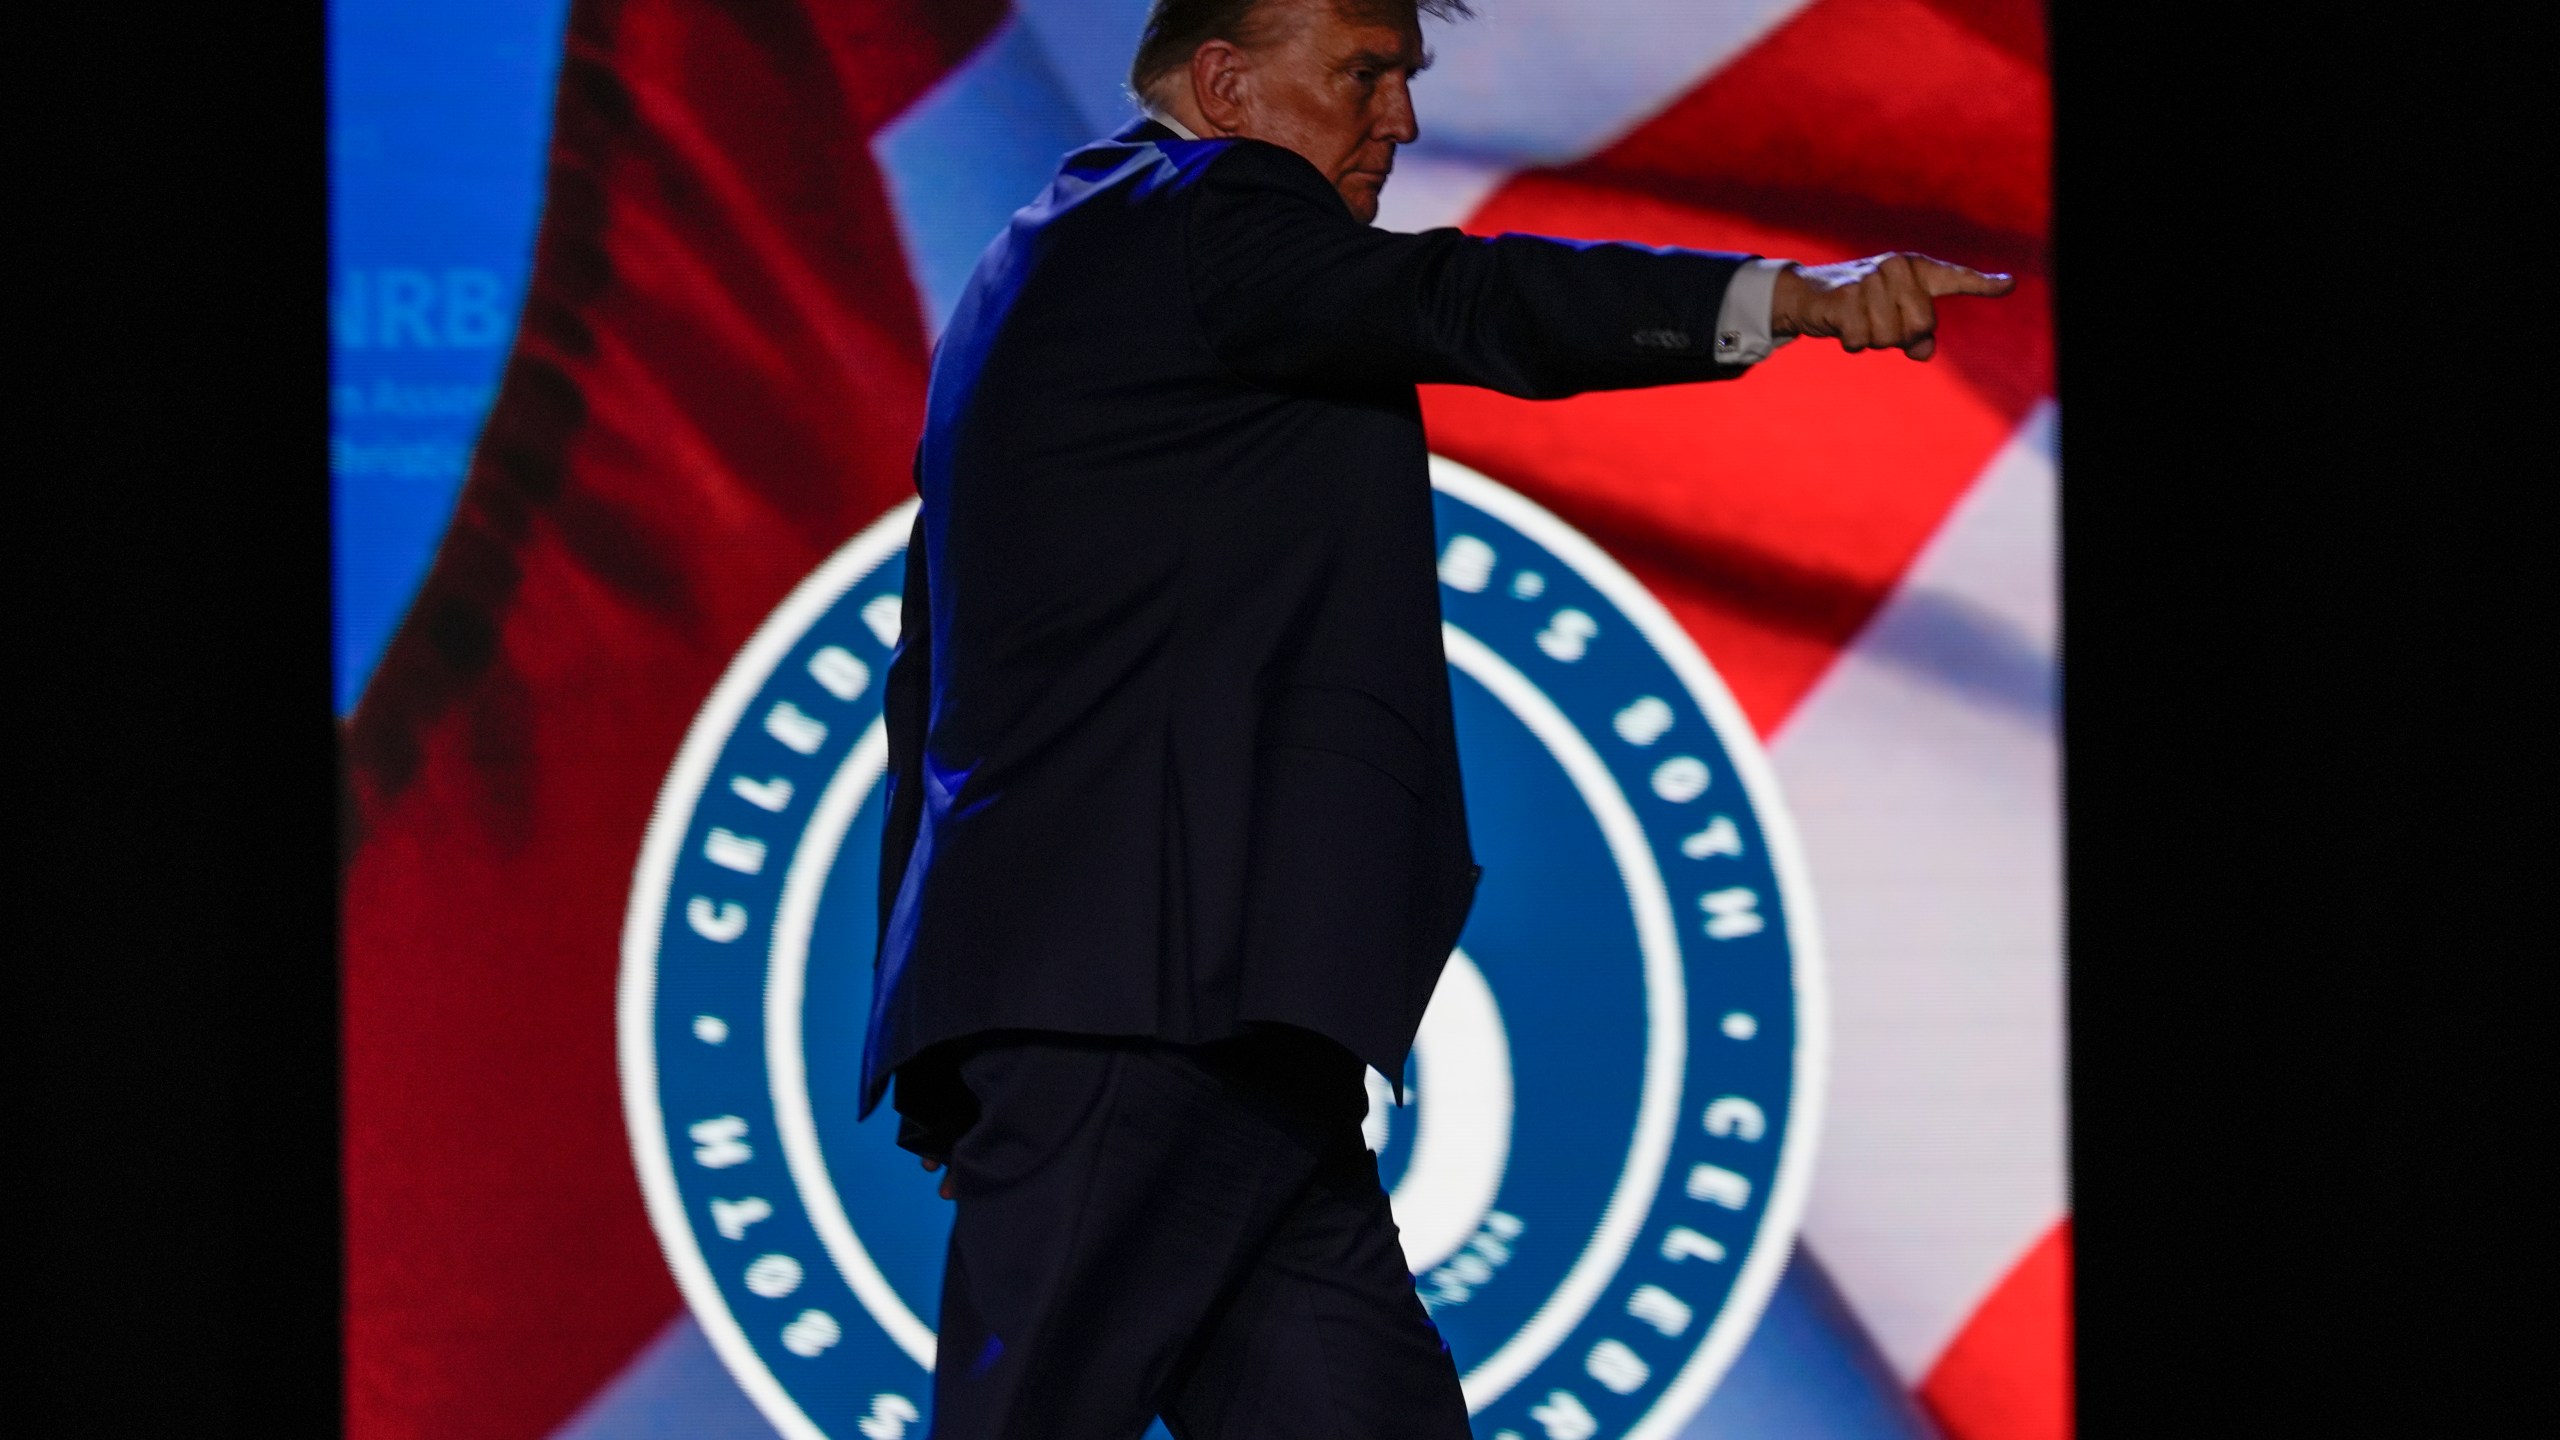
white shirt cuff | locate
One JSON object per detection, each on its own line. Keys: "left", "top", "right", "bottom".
{"left": 1713, "top": 257, "right": 1796, "bottom": 366}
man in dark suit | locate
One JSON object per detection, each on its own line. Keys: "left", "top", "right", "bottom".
{"left": 861, "top": 1, "right": 2013, "bottom": 1434}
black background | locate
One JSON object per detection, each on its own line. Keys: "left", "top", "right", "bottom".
{"left": 22, "top": 3, "right": 2533, "bottom": 1434}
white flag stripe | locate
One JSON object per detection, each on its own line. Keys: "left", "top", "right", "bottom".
{"left": 1768, "top": 401, "right": 2066, "bottom": 1380}
{"left": 1376, "top": 0, "right": 1815, "bottom": 233}
{"left": 1396, "top": 0, "right": 1813, "bottom": 168}
{"left": 1011, "top": 0, "right": 1815, "bottom": 179}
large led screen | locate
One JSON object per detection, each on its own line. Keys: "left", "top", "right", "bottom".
{"left": 336, "top": 3, "right": 2063, "bottom": 1438}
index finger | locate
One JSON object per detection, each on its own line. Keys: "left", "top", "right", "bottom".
{"left": 1914, "top": 256, "right": 2016, "bottom": 298}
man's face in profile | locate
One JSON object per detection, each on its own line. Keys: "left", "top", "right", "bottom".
{"left": 1229, "top": 0, "right": 1428, "bottom": 224}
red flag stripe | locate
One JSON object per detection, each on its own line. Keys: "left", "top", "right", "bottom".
{"left": 1921, "top": 1221, "right": 2075, "bottom": 1440}
{"left": 1426, "top": 0, "right": 2053, "bottom": 737}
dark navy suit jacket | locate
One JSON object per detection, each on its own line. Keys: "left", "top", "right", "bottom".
{"left": 862, "top": 120, "right": 1753, "bottom": 1129}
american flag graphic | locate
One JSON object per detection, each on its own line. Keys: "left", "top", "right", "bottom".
{"left": 342, "top": 2, "right": 2063, "bottom": 1436}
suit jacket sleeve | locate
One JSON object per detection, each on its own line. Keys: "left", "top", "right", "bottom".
{"left": 876, "top": 501, "right": 929, "bottom": 953}
{"left": 1185, "top": 140, "right": 1756, "bottom": 399}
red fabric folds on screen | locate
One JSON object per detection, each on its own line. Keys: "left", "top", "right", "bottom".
{"left": 339, "top": 2, "right": 1001, "bottom": 1435}
{"left": 1424, "top": 0, "right": 2052, "bottom": 737}
{"left": 1921, "top": 1220, "right": 2075, "bottom": 1440}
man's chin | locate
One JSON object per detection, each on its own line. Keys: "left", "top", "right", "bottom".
{"left": 1340, "top": 177, "right": 1386, "bottom": 225}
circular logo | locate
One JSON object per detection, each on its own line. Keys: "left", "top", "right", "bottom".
{"left": 621, "top": 458, "right": 1826, "bottom": 1440}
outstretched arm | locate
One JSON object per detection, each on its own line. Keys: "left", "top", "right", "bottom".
{"left": 1186, "top": 141, "right": 2014, "bottom": 394}
{"left": 1187, "top": 140, "right": 1755, "bottom": 399}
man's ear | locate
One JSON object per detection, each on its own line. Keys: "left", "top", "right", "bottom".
{"left": 1191, "top": 40, "right": 1250, "bottom": 134}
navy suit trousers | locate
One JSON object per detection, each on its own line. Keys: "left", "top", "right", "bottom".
{"left": 926, "top": 1028, "right": 1471, "bottom": 1439}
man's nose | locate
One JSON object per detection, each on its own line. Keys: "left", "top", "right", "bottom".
{"left": 1378, "top": 77, "right": 1419, "bottom": 145}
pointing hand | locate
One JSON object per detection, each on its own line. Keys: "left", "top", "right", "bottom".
{"left": 1771, "top": 252, "right": 2015, "bottom": 362}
